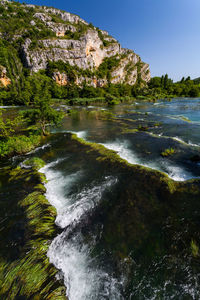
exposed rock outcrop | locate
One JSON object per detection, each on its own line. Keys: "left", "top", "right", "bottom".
{"left": 0, "top": 1, "right": 151, "bottom": 87}
{"left": 0, "top": 65, "right": 11, "bottom": 87}
{"left": 22, "top": 29, "right": 122, "bottom": 72}
{"left": 53, "top": 71, "right": 68, "bottom": 86}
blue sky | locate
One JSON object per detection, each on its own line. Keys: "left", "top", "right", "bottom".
{"left": 19, "top": 0, "right": 200, "bottom": 81}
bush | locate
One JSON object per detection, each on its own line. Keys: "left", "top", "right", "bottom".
{"left": 0, "top": 134, "right": 41, "bottom": 158}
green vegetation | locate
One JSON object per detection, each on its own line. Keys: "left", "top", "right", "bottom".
{"left": 0, "top": 134, "right": 41, "bottom": 158}
{"left": 0, "top": 1, "right": 199, "bottom": 108}
{"left": 0, "top": 0, "right": 145, "bottom": 106}
{"left": 0, "top": 78, "right": 64, "bottom": 157}
{"left": 65, "top": 21, "right": 89, "bottom": 40}
{"left": 0, "top": 39, "right": 26, "bottom": 105}
{"left": 141, "top": 74, "right": 200, "bottom": 99}
{"left": 97, "top": 29, "right": 116, "bottom": 47}
{"left": 23, "top": 157, "right": 46, "bottom": 170}
{"left": 0, "top": 165, "right": 66, "bottom": 299}
{"left": 22, "top": 93, "right": 64, "bottom": 135}
{"left": 96, "top": 56, "right": 120, "bottom": 81}
{"left": 191, "top": 240, "right": 199, "bottom": 257}
{"left": 70, "top": 132, "right": 176, "bottom": 193}
{"left": 161, "top": 147, "right": 175, "bottom": 157}
{"left": 0, "top": 108, "right": 41, "bottom": 158}
{"left": 0, "top": 53, "right": 140, "bottom": 106}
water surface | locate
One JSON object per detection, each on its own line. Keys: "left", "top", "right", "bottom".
{"left": 1, "top": 98, "right": 200, "bottom": 299}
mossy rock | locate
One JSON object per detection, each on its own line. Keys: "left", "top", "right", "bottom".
{"left": 23, "top": 157, "right": 45, "bottom": 170}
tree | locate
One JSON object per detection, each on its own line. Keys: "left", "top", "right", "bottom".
{"left": 23, "top": 90, "right": 64, "bottom": 136}
{"left": 188, "top": 86, "right": 199, "bottom": 97}
{"left": 163, "top": 74, "right": 169, "bottom": 89}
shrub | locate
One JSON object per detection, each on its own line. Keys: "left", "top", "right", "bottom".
{"left": 0, "top": 134, "right": 41, "bottom": 158}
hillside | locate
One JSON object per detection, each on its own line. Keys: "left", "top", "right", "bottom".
{"left": 0, "top": 0, "right": 150, "bottom": 104}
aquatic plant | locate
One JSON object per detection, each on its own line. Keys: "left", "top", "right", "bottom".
{"left": 0, "top": 165, "right": 66, "bottom": 299}
{"left": 154, "top": 122, "right": 162, "bottom": 127}
{"left": 191, "top": 240, "right": 199, "bottom": 257}
{"left": 180, "top": 116, "right": 191, "bottom": 122}
{"left": 161, "top": 147, "right": 175, "bottom": 157}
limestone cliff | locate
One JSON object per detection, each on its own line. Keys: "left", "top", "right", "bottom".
{"left": 0, "top": 0, "right": 151, "bottom": 88}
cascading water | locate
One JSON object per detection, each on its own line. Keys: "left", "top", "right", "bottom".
{"left": 3, "top": 99, "right": 198, "bottom": 299}
{"left": 37, "top": 99, "right": 200, "bottom": 298}
{"left": 101, "top": 139, "right": 196, "bottom": 181}
{"left": 40, "top": 157, "right": 123, "bottom": 299}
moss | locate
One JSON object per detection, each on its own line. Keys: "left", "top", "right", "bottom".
{"left": 122, "top": 128, "right": 138, "bottom": 134}
{"left": 191, "top": 240, "right": 199, "bottom": 257}
{"left": 138, "top": 124, "right": 149, "bottom": 131}
{"left": 154, "top": 122, "right": 162, "bottom": 127}
{"left": 24, "top": 157, "right": 45, "bottom": 170}
{"left": 34, "top": 183, "right": 47, "bottom": 192}
{"left": 180, "top": 116, "right": 191, "bottom": 122}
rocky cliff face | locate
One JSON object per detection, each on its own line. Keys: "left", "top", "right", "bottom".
{"left": 0, "top": 1, "right": 150, "bottom": 88}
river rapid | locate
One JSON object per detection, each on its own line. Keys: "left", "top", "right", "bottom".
{"left": 1, "top": 98, "right": 200, "bottom": 299}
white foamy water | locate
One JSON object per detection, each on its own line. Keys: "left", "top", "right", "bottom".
{"left": 172, "top": 136, "right": 200, "bottom": 148}
{"left": 42, "top": 160, "right": 116, "bottom": 228}
{"left": 75, "top": 133, "right": 195, "bottom": 182}
{"left": 172, "top": 136, "right": 186, "bottom": 144}
{"left": 0, "top": 105, "right": 20, "bottom": 108}
{"left": 162, "top": 163, "right": 195, "bottom": 181}
{"left": 26, "top": 143, "right": 51, "bottom": 155}
{"left": 101, "top": 140, "right": 141, "bottom": 165}
{"left": 100, "top": 139, "right": 195, "bottom": 181}
{"left": 188, "top": 141, "right": 200, "bottom": 147}
{"left": 72, "top": 130, "right": 87, "bottom": 139}
{"left": 68, "top": 132, "right": 197, "bottom": 182}
{"left": 40, "top": 159, "right": 82, "bottom": 227}
{"left": 48, "top": 231, "right": 123, "bottom": 300}
{"left": 40, "top": 159, "right": 122, "bottom": 299}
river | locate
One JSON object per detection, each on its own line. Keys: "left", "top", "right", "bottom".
{"left": 1, "top": 98, "right": 200, "bottom": 299}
